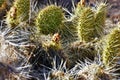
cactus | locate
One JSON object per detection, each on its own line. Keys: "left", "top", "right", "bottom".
{"left": 77, "top": 7, "right": 95, "bottom": 42}
{"left": 6, "top": 0, "right": 30, "bottom": 27}
{"left": 36, "top": 5, "right": 64, "bottom": 35}
{"left": 94, "top": 3, "right": 107, "bottom": 37}
{"left": 103, "top": 27, "right": 120, "bottom": 66}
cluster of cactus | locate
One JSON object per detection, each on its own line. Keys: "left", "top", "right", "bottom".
{"left": 0, "top": 0, "right": 120, "bottom": 80}
{"left": 77, "top": 2, "right": 107, "bottom": 42}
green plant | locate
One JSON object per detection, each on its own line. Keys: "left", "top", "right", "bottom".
{"left": 102, "top": 27, "right": 120, "bottom": 66}
{"left": 77, "top": 7, "right": 95, "bottom": 42}
{"left": 6, "top": 0, "right": 30, "bottom": 27}
{"left": 35, "top": 5, "right": 64, "bottom": 35}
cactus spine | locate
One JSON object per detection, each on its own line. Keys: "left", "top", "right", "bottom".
{"left": 103, "top": 28, "right": 120, "bottom": 66}
{"left": 6, "top": 0, "right": 30, "bottom": 27}
{"left": 36, "top": 5, "right": 64, "bottom": 35}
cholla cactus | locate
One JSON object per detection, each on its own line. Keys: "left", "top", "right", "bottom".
{"left": 35, "top": 5, "right": 64, "bottom": 35}
{"left": 94, "top": 2, "right": 107, "bottom": 37}
{"left": 103, "top": 27, "right": 120, "bottom": 66}
{"left": 77, "top": 7, "right": 95, "bottom": 42}
{"left": 6, "top": 0, "right": 30, "bottom": 27}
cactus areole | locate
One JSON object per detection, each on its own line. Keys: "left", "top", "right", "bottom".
{"left": 36, "top": 5, "right": 64, "bottom": 35}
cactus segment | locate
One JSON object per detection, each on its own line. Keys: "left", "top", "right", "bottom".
{"left": 77, "top": 7, "right": 95, "bottom": 42}
{"left": 36, "top": 5, "right": 64, "bottom": 35}
{"left": 6, "top": 0, "right": 30, "bottom": 27}
{"left": 103, "top": 28, "right": 120, "bottom": 66}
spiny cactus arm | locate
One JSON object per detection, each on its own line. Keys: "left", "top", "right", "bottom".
{"left": 103, "top": 28, "right": 120, "bottom": 66}
{"left": 77, "top": 7, "right": 95, "bottom": 42}
{"left": 6, "top": 0, "right": 30, "bottom": 27}
{"left": 14, "top": 0, "right": 30, "bottom": 21}
{"left": 36, "top": 5, "right": 64, "bottom": 35}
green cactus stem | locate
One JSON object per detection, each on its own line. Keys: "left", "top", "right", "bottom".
{"left": 6, "top": 0, "right": 30, "bottom": 27}
{"left": 77, "top": 7, "right": 95, "bottom": 42}
{"left": 103, "top": 28, "right": 120, "bottom": 66}
{"left": 35, "top": 5, "right": 64, "bottom": 35}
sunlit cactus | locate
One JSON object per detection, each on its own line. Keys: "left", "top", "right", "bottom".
{"left": 6, "top": 0, "right": 30, "bottom": 27}
{"left": 94, "top": 2, "right": 107, "bottom": 37}
{"left": 35, "top": 5, "right": 64, "bottom": 35}
{"left": 103, "top": 27, "right": 120, "bottom": 66}
{"left": 77, "top": 7, "right": 95, "bottom": 42}
{"left": 0, "top": 0, "right": 119, "bottom": 80}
